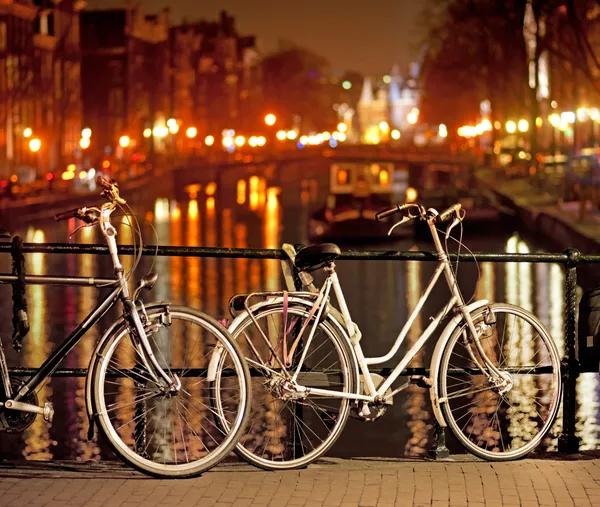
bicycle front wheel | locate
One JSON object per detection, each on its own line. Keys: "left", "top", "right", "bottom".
{"left": 439, "top": 303, "right": 561, "bottom": 461}
{"left": 214, "top": 303, "right": 357, "bottom": 470}
{"left": 91, "top": 305, "right": 251, "bottom": 478}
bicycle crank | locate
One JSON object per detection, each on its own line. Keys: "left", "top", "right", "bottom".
{"left": 2, "top": 399, "right": 54, "bottom": 423}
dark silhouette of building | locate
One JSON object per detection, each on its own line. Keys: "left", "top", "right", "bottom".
{"left": 169, "top": 11, "right": 261, "bottom": 138}
{"left": 81, "top": 5, "right": 169, "bottom": 159}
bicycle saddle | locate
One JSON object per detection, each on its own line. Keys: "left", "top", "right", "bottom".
{"left": 294, "top": 243, "right": 341, "bottom": 272}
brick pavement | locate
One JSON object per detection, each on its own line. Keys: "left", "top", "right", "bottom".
{"left": 0, "top": 456, "right": 599, "bottom": 507}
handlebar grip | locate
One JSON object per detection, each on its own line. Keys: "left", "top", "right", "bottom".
{"left": 375, "top": 205, "right": 401, "bottom": 221}
{"left": 54, "top": 208, "right": 81, "bottom": 222}
{"left": 437, "top": 203, "right": 462, "bottom": 223}
{"left": 96, "top": 175, "right": 112, "bottom": 190}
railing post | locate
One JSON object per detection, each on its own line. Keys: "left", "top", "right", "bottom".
{"left": 558, "top": 248, "right": 580, "bottom": 453}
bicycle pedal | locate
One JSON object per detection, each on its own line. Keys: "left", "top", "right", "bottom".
{"left": 409, "top": 375, "right": 432, "bottom": 389}
{"left": 43, "top": 402, "right": 54, "bottom": 423}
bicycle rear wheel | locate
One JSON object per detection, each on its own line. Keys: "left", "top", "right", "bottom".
{"left": 213, "top": 303, "right": 357, "bottom": 470}
{"left": 91, "top": 305, "right": 251, "bottom": 478}
{"left": 439, "top": 303, "right": 561, "bottom": 460}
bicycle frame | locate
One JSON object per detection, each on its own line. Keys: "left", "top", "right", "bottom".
{"left": 288, "top": 217, "right": 501, "bottom": 404}
{"left": 0, "top": 275, "right": 122, "bottom": 401}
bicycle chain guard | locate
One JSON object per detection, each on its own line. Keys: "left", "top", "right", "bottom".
{"left": 0, "top": 379, "right": 37, "bottom": 433}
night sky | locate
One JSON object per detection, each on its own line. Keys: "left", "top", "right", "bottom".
{"left": 86, "top": 0, "right": 426, "bottom": 76}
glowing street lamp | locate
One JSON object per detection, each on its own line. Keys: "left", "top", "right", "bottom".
{"left": 205, "top": 135, "right": 215, "bottom": 146}
{"left": 264, "top": 114, "right": 276, "bottom": 126}
{"left": 234, "top": 135, "right": 245, "bottom": 147}
{"left": 79, "top": 137, "right": 90, "bottom": 149}
{"left": 186, "top": 127, "right": 198, "bottom": 139}
{"left": 23, "top": 127, "right": 32, "bottom": 138}
{"left": 286, "top": 130, "right": 298, "bottom": 140}
{"left": 119, "top": 135, "right": 131, "bottom": 148}
{"left": 506, "top": 121, "right": 517, "bottom": 134}
{"left": 81, "top": 128, "right": 92, "bottom": 139}
{"left": 143, "top": 128, "right": 152, "bottom": 138}
{"left": 379, "top": 121, "right": 389, "bottom": 132}
{"left": 276, "top": 130, "right": 287, "bottom": 141}
{"left": 337, "top": 122, "right": 347, "bottom": 133}
{"left": 517, "top": 119, "right": 529, "bottom": 133}
{"left": 29, "top": 138, "right": 41, "bottom": 152}
{"left": 391, "top": 129, "right": 401, "bottom": 140}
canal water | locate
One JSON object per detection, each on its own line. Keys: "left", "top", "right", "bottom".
{"left": 0, "top": 175, "right": 599, "bottom": 461}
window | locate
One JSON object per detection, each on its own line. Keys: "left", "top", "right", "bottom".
{"left": 0, "top": 23, "right": 6, "bottom": 50}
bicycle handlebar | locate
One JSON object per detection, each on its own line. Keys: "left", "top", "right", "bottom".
{"left": 436, "top": 203, "right": 462, "bottom": 223}
{"left": 375, "top": 205, "right": 401, "bottom": 221}
{"left": 54, "top": 208, "right": 81, "bottom": 222}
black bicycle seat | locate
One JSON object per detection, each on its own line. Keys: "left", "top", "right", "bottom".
{"left": 295, "top": 244, "right": 341, "bottom": 272}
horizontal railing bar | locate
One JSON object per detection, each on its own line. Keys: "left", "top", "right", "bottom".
{"left": 7, "top": 365, "right": 553, "bottom": 378}
{"left": 0, "top": 274, "right": 117, "bottom": 287}
{"left": 0, "top": 242, "right": 582, "bottom": 264}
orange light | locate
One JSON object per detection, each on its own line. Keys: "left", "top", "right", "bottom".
{"left": 23, "top": 127, "right": 32, "bottom": 138}
{"left": 379, "top": 169, "right": 389, "bottom": 185}
{"left": 79, "top": 170, "right": 87, "bottom": 180}
{"left": 205, "top": 182, "right": 217, "bottom": 196}
{"left": 264, "top": 113, "right": 276, "bottom": 126}
{"left": 406, "top": 187, "right": 418, "bottom": 202}
{"left": 143, "top": 128, "right": 152, "bottom": 138}
{"left": 119, "top": 135, "right": 130, "bottom": 148}
{"left": 234, "top": 135, "right": 245, "bottom": 147}
{"left": 102, "top": 160, "right": 110, "bottom": 169}
{"left": 337, "top": 169, "right": 348, "bottom": 185}
{"left": 276, "top": 130, "right": 287, "bottom": 141}
{"left": 10, "top": 174, "right": 17, "bottom": 183}
{"left": 81, "top": 128, "right": 92, "bottom": 139}
{"left": 79, "top": 137, "right": 90, "bottom": 149}
{"left": 257, "top": 136, "right": 266, "bottom": 146}
{"left": 67, "top": 163, "right": 76, "bottom": 172}
{"left": 205, "top": 135, "right": 215, "bottom": 146}
{"left": 186, "top": 126, "right": 197, "bottom": 138}
{"left": 62, "top": 171, "right": 75, "bottom": 180}
{"left": 29, "top": 138, "right": 41, "bottom": 152}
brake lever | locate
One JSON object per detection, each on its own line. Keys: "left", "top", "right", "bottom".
{"left": 69, "top": 219, "right": 99, "bottom": 238}
{"left": 445, "top": 216, "right": 461, "bottom": 240}
{"left": 387, "top": 216, "right": 411, "bottom": 236}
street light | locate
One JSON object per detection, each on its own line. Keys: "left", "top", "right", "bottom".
{"left": 29, "top": 138, "right": 41, "bottom": 152}
{"left": 337, "top": 122, "right": 347, "bottom": 133}
{"left": 234, "top": 135, "right": 245, "bottom": 147}
{"left": 79, "top": 137, "right": 90, "bottom": 149}
{"left": 81, "top": 128, "right": 92, "bottom": 139}
{"left": 276, "top": 130, "right": 287, "bottom": 141}
{"left": 506, "top": 121, "right": 517, "bottom": 134}
{"left": 186, "top": 127, "right": 197, "bottom": 139}
{"left": 391, "top": 129, "right": 401, "bottom": 140}
{"left": 119, "top": 135, "right": 131, "bottom": 148}
{"left": 518, "top": 119, "right": 529, "bottom": 133}
{"left": 143, "top": 128, "right": 152, "bottom": 138}
{"left": 264, "top": 114, "right": 276, "bottom": 126}
{"left": 23, "top": 127, "right": 32, "bottom": 138}
{"left": 379, "top": 121, "right": 389, "bottom": 132}
{"left": 205, "top": 135, "right": 215, "bottom": 146}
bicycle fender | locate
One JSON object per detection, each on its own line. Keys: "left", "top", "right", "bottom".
{"left": 227, "top": 296, "right": 360, "bottom": 393}
{"left": 84, "top": 301, "right": 171, "bottom": 440}
{"left": 428, "top": 299, "right": 490, "bottom": 428}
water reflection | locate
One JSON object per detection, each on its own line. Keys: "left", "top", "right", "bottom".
{"left": 22, "top": 229, "right": 52, "bottom": 460}
{"left": 2, "top": 191, "right": 599, "bottom": 460}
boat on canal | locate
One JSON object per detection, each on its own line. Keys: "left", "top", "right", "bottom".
{"left": 308, "top": 161, "right": 417, "bottom": 242}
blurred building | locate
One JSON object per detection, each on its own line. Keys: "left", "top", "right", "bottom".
{"left": 169, "top": 11, "right": 261, "bottom": 140}
{"left": 357, "top": 62, "right": 420, "bottom": 144}
{"left": 0, "top": 0, "right": 83, "bottom": 180}
{"left": 81, "top": 5, "right": 170, "bottom": 159}
{"left": 34, "top": 0, "right": 84, "bottom": 175}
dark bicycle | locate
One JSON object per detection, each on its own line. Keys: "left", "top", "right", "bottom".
{"left": 0, "top": 176, "right": 251, "bottom": 478}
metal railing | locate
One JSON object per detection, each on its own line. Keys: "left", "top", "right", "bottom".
{"left": 0, "top": 242, "right": 594, "bottom": 456}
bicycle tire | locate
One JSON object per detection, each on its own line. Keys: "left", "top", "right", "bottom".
{"left": 91, "top": 305, "right": 251, "bottom": 478}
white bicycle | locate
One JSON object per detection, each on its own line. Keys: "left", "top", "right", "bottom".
{"left": 213, "top": 203, "right": 562, "bottom": 469}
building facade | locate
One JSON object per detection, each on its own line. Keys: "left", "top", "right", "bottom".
{"left": 170, "top": 11, "right": 261, "bottom": 140}
{"left": 81, "top": 5, "right": 169, "bottom": 160}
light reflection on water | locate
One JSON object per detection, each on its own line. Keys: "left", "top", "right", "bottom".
{"left": 0, "top": 184, "right": 598, "bottom": 460}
